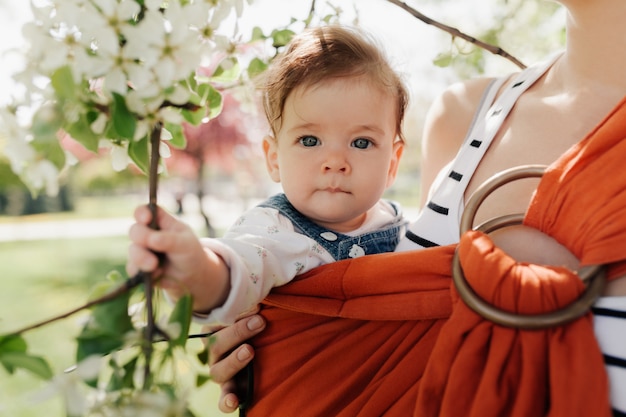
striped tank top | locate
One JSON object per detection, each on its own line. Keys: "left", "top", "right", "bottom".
{"left": 397, "top": 54, "right": 626, "bottom": 416}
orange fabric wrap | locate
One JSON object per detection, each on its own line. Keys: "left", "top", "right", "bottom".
{"left": 415, "top": 232, "right": 610, "bottom": 417}
{"left": 248, "top": 96, "right": 626, "bottom": 416}
{"left": 252, "top": 248, "right": 453, "bottom": 416}
{"left": 524, "top": 95, "right": 626, "bottom": 276}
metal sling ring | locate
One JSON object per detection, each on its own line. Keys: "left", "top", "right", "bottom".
{"left": 452, "top": 164, "right": 606, "bottom": 329}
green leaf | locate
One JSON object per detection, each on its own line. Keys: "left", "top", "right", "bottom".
{"left": 50, "top": 66, "right": 76, "bottom": 101}
{"left": 196, "top": 346, "right": 209, "bottom": 365}
{"left": 271, "top": 29, "right": 295, "bottom": 48}
{"left": 247, "top": 57, "right": 268, "bottom": 79}
{"left": 76, "top": 277, "right": 133, "bottom": 362}
{"left": 76, "top": 328, "right": 127, "bottom": 364}
{"left": 165, "top": 122, "right": 186, "bottom": 148}
{"left": 91, "top": 298, "right": 133, "bottom": 336}
{"left": 186, "top": 72, "right": 198, "bottom": 91}
{"left": 87, "top": 270, "right": 126, "bottom": 300}
{"left": 121, "top": 356, "right": 138, "bottom": 387}
{"left": 206, "top": 85, "right": 223, "bottom": 120}
{"left": 211, "top": 57, "right": 241, "bottom": 84}
{"left": 168, "top": 294, "right": 192, "bottom": 347}
{"left": 196, "top": 373, "right": 211, "bottom": 387}
{"left": 321, "top": 13, "right": 338, "bottom": 24}
{"left": 29, "top": 102, "right": 66, "bottom": 169}
{"left": 65, "top": 112, "right": 100, "bottom": 153}
{"left": 0, "top": 351, "right": 53, "bottom": 380}
{"left": 250, "top": 26, "right": 265, "bottom": 42}
{"left": 184, "top": 408, "right": 198, "bottom": 417}
{"left": 0, "top": 334, "right": 27, "bottom": 353}
{"left": 181, "top": 105, "right": 206, "bottom": 126}
{"left": 433, "top": 52, "right": 453, "bottom": 68}
{"left": 106, "top": 355, "right": 138, "bottom": 391}
{"left": 31, "top": 135, "right": 66, "bottom": 171}
{"left": 193, "top": 83, "right": 210, "bottom": 106}
{"left": 0, "top": 335, "right": 53, "bottom": 379}
{"left": 110, "top": 93, "right": 136, "bottom": 140}
{"left": 31, "top": 103, "right": 63, "bottom": 139}
{"left": 128, "top": 134, "right": 150, "bottom": 175}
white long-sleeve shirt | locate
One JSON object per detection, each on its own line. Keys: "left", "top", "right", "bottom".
{"left": 196, "top": 199, "right": 405, "bottom": 325}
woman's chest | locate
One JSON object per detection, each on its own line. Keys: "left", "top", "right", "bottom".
{"left": 463, "top": 97, "right": 605, "bottom": 226}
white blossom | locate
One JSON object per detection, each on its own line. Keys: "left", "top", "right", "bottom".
{"left": 90, "top": 113, "right": 108, "bottom": 135}
{"left": 3, "top": 0, "right": 255, "bottom": 194}
{"left": 99, "top": 139, "right": 132, "bottom": 171}
{"left": 3, "top": 136, "right": 36, "bottom": 175}
{"left": 79, "top": 0, "right": 144, "bottom": 91}
{"left": 24, "top": 159, "right": 60, "bottom": 196}
{"left": 158, "top": 107, "right": 184, "bottom": 125}
{"left": 1, "top": 0, "right": 262, "bottom": 411}
{"left": 33, "top": 355, "right": 103, "bottom": 417}
{"left": 117, "top": 390, "right": 188, "bottom": 417}
{"left": 160, "top": 141, "right": 172, "bottom": 159}
{"left": 0, "top": 105, "right": 62, "bottom": 195}
{"left": 134, "top": 120, "right": 151, "bottom": 141}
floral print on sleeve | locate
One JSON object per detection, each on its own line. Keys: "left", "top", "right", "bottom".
{"left": 249, "top": 273, "right": 259, "bottom": 284}
{"left": 311, "top": 242, "right": 324, "bottom": 255}
{"left": 198, "top": 206, "right": 336, "bottom": 324}
{"left": 293, "top": 262, "right": 305, "bottom": 275}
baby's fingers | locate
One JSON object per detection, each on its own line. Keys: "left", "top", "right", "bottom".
{"left": 126, "top": 242, "right": 161, "bottom": 276}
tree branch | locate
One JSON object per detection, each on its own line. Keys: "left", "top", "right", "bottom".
{"left": 384, "top": 0, "right": 526, "bottom": 69}
{"left": 6, "top": 124, "right": 165, "bottom": 365}
{"left": 141, "top": 122, "right": 163, "bottom": 389}
{"left": 6, "top": 273, "right": 145, "bottom": 336}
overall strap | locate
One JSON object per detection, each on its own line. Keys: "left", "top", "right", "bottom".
{"left": 258, "top": 194, "right": 406, "bottom": 261}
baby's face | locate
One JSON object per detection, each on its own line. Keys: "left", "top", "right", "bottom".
{"left": 263, "top": 75, "right": 403, "bottom": 233}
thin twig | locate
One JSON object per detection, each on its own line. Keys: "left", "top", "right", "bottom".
{"left": 6, "top": 273, "right": 144, "bottom": 337}
{"left": 308, "top": 0, "right": 316, "bottom": 18}
{"left": 142, "top": 271, "right": 154, "bottom": 389}
{"left": 142, "top": 122, "right": 163, "bottom": 389}
{"left": 9, "top": 126, "right": 167, "bottom": 391}
{"left": 384, "top": 0, "right": 526, "bottom": 69}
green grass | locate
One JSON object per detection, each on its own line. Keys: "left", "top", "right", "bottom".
{"left": 0, "top": 235, "right": 229, "bottom": 416}
{"left": 0, "top": 194, "right": 146, "bottom": 224}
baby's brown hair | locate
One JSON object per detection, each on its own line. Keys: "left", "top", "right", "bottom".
{"left": 261, "top": 25, "right": 408, "bottom": 142}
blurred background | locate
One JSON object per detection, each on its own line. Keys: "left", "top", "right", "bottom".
{"left": 0, "top": 0, "right": 564, "bottom": 415}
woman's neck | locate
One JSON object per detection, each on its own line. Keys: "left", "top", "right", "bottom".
{"left": 559, "top": 1, "right": 626, "bottom": 93}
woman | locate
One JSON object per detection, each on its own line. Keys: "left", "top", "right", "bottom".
{"left": 209, "top": 0, "right": 626, "bottom": 414}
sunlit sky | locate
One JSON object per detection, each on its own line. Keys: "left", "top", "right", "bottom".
{"left": 0, "top": 0, "right": 524, "bottom": 108}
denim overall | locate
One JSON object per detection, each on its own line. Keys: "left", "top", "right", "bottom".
{"left": 258, "top": 193, "right": 407, "bottom": 261}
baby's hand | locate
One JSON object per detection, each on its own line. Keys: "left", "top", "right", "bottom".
{"left": 126, "top": 205, "right": 229, "bottom": 311}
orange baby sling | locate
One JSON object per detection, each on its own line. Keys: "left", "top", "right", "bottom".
{"left": 246, "top": 96, "right": 626, "bottom": 416}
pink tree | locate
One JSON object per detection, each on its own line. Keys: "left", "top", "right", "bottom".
{"left": 167, "top": 93, "right": 263, "bottom": 236}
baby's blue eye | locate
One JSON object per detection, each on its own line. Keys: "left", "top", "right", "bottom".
{"left": 299, "top": 136, "right": 320, "bottom": 147}
{"left": 352, "top": 138, "right": 372, "bottom": 149}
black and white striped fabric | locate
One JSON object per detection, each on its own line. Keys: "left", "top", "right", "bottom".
{"left": 395, "top": 53, "right": 626, "bottom": 416}
{"left": 593, "top": 297, "right": 626, "bottom": 416}
{"left": 397, "top": 54, "right": 558, "bottom": 251}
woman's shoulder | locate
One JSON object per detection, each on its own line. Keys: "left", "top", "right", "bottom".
{"left": 419, "top": 76, "right": 500, "bottom": 197}
{"left": 426, "top": 77, "right": 497, "bottom": 138}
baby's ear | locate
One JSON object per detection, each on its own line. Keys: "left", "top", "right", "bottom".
{"left": 262, "top": 136, "right": 281, "bottom": 182}
{"left": 386, "top": 141, "right": 404, "bottom": 188}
